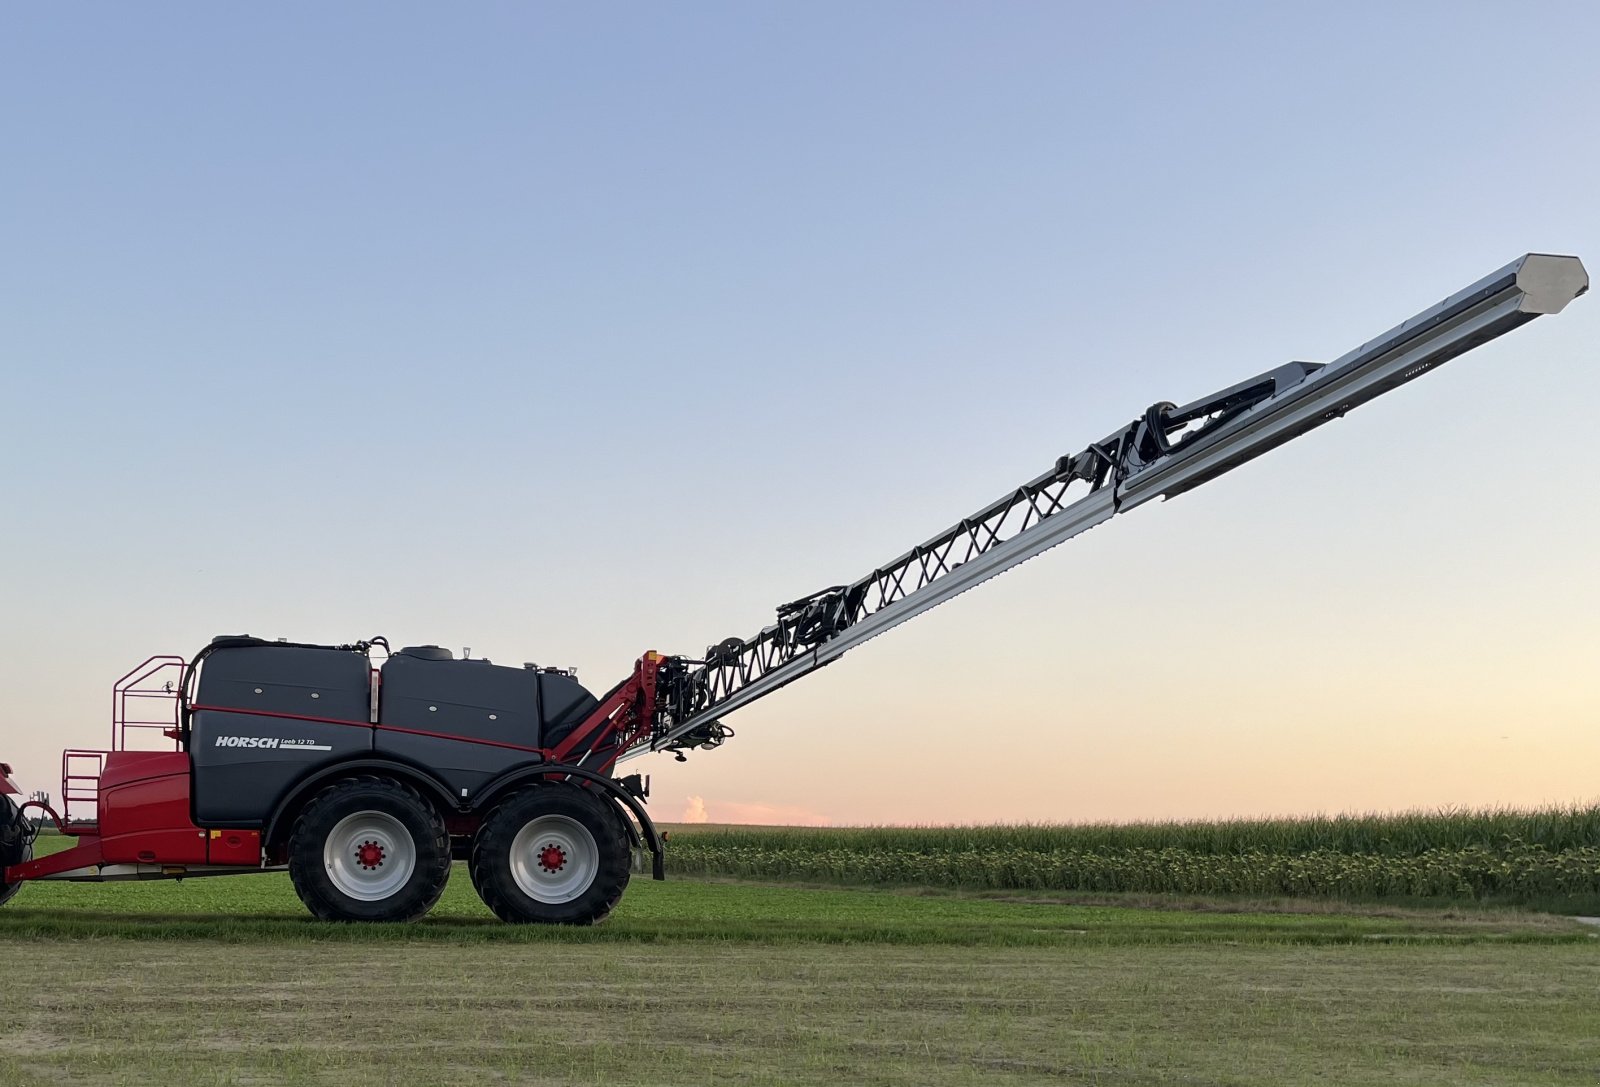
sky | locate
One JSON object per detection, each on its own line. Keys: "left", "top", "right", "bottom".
{"left": 2, "top": 4, "right": 1597, "bottom": 826}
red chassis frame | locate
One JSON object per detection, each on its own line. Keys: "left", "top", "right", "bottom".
{"left": 4, "top": 651, "right": 666, "bottom": 887}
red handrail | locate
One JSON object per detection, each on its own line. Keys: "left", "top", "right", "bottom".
{"left": 111, "top": 655, "right": 186, "bottom": 751}
{"left": 59, "top": 655, "right": 188, "bottom": 829}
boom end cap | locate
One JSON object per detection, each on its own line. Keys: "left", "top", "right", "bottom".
{"left": 1515, "top": 253, "right": 1587, "bottom": 314}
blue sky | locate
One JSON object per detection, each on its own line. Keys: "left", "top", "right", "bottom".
{"left": 3, "top": 5, "right": 1597, "bottom": 823}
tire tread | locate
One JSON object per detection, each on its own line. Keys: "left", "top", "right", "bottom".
{"left": 469, "top": 785, "right": 630, "bottom": 925}
{"left": 287, "top": 775, "right": 450, "bottom": 922}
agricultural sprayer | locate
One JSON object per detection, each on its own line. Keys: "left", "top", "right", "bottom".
{"left": 1, "top": 253, "right": 1587, "bottom": 923}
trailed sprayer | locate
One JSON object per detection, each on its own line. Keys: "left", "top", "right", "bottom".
{"left": 0, "top": 253, "right": 1586, "bottom": 923}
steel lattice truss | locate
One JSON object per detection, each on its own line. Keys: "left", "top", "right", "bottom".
{"left": 679, "top": 455, "right": 1105, "bottom": 721}
{"left": 628, "top": 253, "right": 1588, "bottom": 760}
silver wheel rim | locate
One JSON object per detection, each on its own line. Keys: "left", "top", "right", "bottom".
{"left": 323, "top": 810, "right": 416, "bottom": 901}
{"left": 510, "top": 814, "right": 599, "bottom": 903}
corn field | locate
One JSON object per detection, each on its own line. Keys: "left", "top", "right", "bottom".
{"left": 664, "top": 805, "right": 1600, "bottom": 907}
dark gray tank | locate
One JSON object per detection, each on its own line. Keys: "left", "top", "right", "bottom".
{"left": 184, "top": 637, "right": 607, "bottom": 823}
{"left": 189, "top": 642, "right": 374, "bottom": 824}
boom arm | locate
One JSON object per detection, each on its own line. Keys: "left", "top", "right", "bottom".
{"left": 618, "top": 253, "right": 1586, "bottom": 764}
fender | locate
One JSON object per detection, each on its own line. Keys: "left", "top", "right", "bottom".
{"left": 475, "top": 763, "right": 665, "bottom": 880}
{"left": 261, "top": 756, "right": 460, "bottom": 848}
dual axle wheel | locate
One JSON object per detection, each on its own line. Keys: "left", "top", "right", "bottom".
{"left": 287, "top": 777, "right": 630, "bottom": 924}
{"left": 468, "top": 785, "right": 633, "bottom": 925}
{"left": 287, "top": 776, "right": 450, "bottom": 923}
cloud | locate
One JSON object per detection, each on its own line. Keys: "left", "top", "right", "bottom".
{"left": 679, "top": 795, "right": 832, "bottom": 826}
{"left": 707, "top": 800, "right": 833, "bottom": 827}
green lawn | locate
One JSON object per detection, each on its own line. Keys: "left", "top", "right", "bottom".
{"left": 3, "top": 860, "right": 1599, "bottom": 1085}
{"left": 1, "top": 861, "right": 1591, "bottom": 946}
{"left": 1, "top": 921, "right": 1597, "bottom": 1087}
{"left": 5, "top": 834, "right": 1598, "bottom": 1084}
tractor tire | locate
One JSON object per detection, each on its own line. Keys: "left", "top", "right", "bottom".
{"left": 287, "top": 776, "right": 451, "bottom": 923}
{"left": 0, "top": 796, "right": 29, "bottom": 907}
{"left": 469, "top": 785, "right": 630, "bottom": 925}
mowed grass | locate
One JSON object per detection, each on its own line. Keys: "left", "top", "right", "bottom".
{"left": 4, "top": 940, "right": 1600, "bottom": 1087}
{"left": 10, "top": 865, "right": 1592, "bottom": 948}
{"left": 5, "top": 834, "right": 1599, "bottom": 1084}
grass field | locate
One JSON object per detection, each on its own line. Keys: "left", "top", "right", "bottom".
{"left": 3, "top": 826, "right": 1598, "bottom": 1085}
